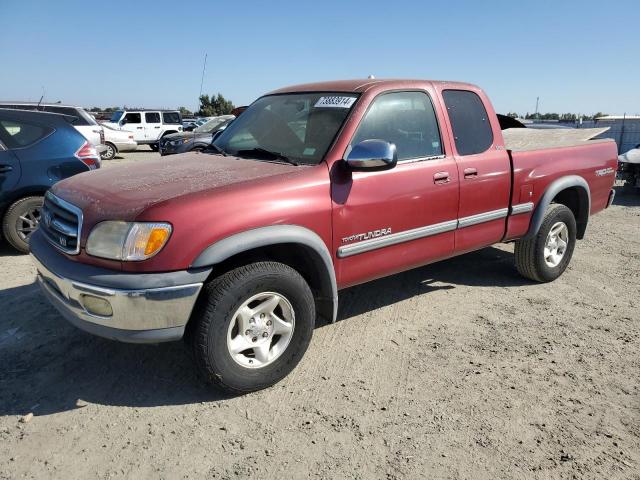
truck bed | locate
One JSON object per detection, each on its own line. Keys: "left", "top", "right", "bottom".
{"left": 503, "top": 127, "right": 612, "bottom": 152}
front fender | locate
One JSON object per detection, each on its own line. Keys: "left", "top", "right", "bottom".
{"left": 191, "top": 225, "right": 338, "bottom": 323}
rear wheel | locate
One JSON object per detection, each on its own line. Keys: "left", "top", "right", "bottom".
{"left": 188, "top": 261, "right": 315, "bottom": 393}
{"left": 2, "top": 196, "right": 44, "bottom": 253}
{"left": 101, "top": 142, "right": 117, "bottom": 160}
{"left": 514, "top": 204, "right": 576, "bottom": 282}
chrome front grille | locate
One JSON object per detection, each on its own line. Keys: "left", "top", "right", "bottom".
{"left": 40, "top": 192, "right": 83, "bottom": 254}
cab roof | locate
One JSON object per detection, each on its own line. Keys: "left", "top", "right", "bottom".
{"left": 268, "top": 78, "right": 480, "bottom": 95}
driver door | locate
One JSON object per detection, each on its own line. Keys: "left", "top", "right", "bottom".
{"left": 331, "top": 90, "right": 460, "bottom": 288}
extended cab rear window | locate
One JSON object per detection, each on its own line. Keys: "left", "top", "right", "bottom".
{"left": 442, "top": 90, "right": 493, "bottom": 155}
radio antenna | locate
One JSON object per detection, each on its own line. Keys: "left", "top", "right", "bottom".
{"left": 37, "top": 86, "right": 45, "bottom": 109}
{"left": 198, "top": 53, "right": 208, "bottom": 112}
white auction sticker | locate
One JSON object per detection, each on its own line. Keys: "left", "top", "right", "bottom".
{"left": 314, "top": 96, "right": 357, "bottom": 108}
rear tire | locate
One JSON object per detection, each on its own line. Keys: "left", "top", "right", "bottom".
{"left": 188, "top": 261, "right": 315, "bottom": 393}
{"left": 2, "top": 196, "right": 44, "bottom": 253}
{"left": 514, "top": 204, "right": 576, "bottom": 282}
{"left": 101, "top": 142, "right": 117, "bottom": 160}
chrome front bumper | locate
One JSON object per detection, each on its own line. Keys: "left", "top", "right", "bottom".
{"left": 31, "top": 254, "right": 203, "bottom": 343}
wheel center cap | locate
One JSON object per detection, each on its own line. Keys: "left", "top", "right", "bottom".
{"left": 246, "top": 317, "right": 273, "bottom": 340}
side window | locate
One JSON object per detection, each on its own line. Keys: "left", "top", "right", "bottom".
{"left": 442, "top": 90, "right": 493, "bottom": 155}
{"left": 145, "top": 112, "right": 160, "bottom": 123}
{"left": 124, "top": 113, "right": 141, "bottom": 124}
{"left": 162, "top": 112, "right": 181, "bottom": 124}
{"left": 0, "top": 120, "right": 53, "bottom": 148}
{"left": 351, "top": 91, "right": 442, "bottom": 161}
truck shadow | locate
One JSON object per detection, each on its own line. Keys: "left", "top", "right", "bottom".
{"left": 613, "top": 185, "right": 640, "bottom": 207}
{"left": 0, "top": 246, "right": 525, "bottom": 416}
{"left": 335, "top": 245, "right": 528, "bottom": 322}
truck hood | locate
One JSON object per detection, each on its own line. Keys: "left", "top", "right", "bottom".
{"left": 52, "top": 152, "right": 301, "bottom": 222}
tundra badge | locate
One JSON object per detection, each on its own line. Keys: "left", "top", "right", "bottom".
{"left": 595, "top": 167, "right": 615, "bottom": 176}
{"left": 342, "top": 228, "right": 392, "bottom": 244}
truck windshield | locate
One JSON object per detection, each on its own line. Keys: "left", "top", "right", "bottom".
{"left": 212, "top": 92, "right": 359, "bottom": 165}
{"left": 110, "top": 111, "right": 124, "bottom": 123}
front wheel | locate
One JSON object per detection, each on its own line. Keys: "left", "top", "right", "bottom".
{"left": 514, "top": 204, "right": 577, "bottom": 282}
{"left": 149, "top": 143, "right": 159, "bottom": 152}
{"left": 188, "top": 261, "right": 315, "bottom": 393}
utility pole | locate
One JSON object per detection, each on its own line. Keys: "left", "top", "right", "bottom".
{"left": 534, "top": 96, "right": 539, "bottom": 122}
{"left": 198, "top": 53, "right": 208, "bottom": 113}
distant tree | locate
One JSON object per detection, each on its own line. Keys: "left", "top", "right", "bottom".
{"left": 506, "top": 112, "right": 519, "bottom": 118}
{"left": 197, "top": 93, "right": 235, "bottom": 116}
{"left": 90, "top": 107, "right": 103, "bottom": 112}
{"left": 178, "top": 106, "right": 193, "bottom": 116}
{"left": 592, "top": 112, "right": 608, "bottom": 119}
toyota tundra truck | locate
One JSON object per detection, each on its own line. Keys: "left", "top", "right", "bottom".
{"left": 30, "top": 79, "right": 618, "bottom": 393}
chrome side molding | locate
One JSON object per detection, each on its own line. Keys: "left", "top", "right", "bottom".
{"left": 510, "top": 202, "right": 534, "bottom": 215}
{"left": 457, "top": 208, "right": 509, "bottom": 228}
{"left": 338, "top": 204, "right": 535, "bottom": 258}
{"left": 338, "top": 220, "right": 457, "bottom": 258}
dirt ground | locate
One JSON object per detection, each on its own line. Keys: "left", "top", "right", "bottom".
{"left": 1, "top": 149, "right": 638, "bottom": 479}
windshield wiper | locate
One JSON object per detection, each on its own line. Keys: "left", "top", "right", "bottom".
{"left": 236, "top": 148, "right": 298, "bottom": 166}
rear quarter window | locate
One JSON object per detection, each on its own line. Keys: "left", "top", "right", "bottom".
{"left": 162, "top": 112, "right": 181, "bottom": 124}
{"left": 442, "top": 90, "right": 493, "bottom": 155}
{"left": 145, "top": 112, "right": 161, "bottom": 123}
{"left": 0, "top": 120, "right": 54, "bottom": 148}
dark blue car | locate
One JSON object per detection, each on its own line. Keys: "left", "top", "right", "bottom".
{"left": 0, "top": 108, "right": 100, "bottom": 253}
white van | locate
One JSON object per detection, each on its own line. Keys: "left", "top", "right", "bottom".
{"left": 104, "top": 110, "right": 183, "bottom": 151}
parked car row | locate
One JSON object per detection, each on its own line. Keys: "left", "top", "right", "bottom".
{"left": 182, "top": 117, "right": 210, "bottom": 131}
{"left": 159, "top": 115, "right": 234, "bottom": 155}
{"left": 102, "top": 109, "right": 183, "bottom": 151}
{"left": 0, "top": 102, "right": 108, "bottom": 156}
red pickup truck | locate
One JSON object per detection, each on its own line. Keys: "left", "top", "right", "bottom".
{"left": 30, "top": 79, "right": 617, "bottom": 393}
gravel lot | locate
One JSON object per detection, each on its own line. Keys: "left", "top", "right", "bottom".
{"left": 1, "top": 149, "right": 638, "bottom": 479}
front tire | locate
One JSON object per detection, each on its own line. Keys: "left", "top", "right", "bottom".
{"left": 101, "top": 142, "right": 117, "bottom": 160}
{"left": 2, "top": 196, "right": 44, "bottom": 253}
{"left": 188, "top": 262, "right": 315, "bottom": 393}
{"left": 514, "top": 204, "right": 577, "bottom": 282}
{"left": 149, "top": 143, "right": 159, "bottom": 152}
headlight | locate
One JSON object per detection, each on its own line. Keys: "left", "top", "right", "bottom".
{"left": 86, "top": 221, "right": 172, "bottom": 261}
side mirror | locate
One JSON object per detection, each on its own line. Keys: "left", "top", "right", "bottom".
{"left": 345, "top": 139, "right": 397, "bottom": 171}
{"left": 119, "top": 119, "right": 127, "bottom": 126}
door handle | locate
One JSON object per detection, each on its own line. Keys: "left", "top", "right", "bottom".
{"left": 136, "top": 127, "right": 144, "bottom": 129}
{"left": 154, "top": 126, "right": 161, "bottom": 128}
{"left": 433, "top": 171, "right": 450, "bottom": 184}
{"left": 464, "top": 167, "right": 478, "bottom": 179}
{"left": 0, "top": 164, "right": 12, "bottom": 174}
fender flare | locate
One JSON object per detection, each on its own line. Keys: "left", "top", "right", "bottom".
{"left": 525, "top": 175, "right": 591, "bottom": 239}
{"left": 191, "top": 225, "right": 338, "bottom": 323}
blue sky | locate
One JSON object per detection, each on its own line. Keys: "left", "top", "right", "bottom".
{"left": 1, "top": 0, "right": 638, "bottom": 116}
